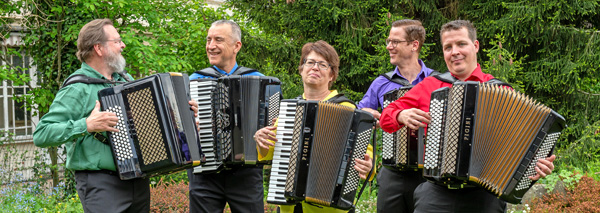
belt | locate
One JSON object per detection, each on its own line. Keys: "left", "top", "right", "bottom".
{"left": 427, "top": 179, "right": 477, "bottom": 189}
{"left": 75, "top": 169, "right": 119, "bottom": 176}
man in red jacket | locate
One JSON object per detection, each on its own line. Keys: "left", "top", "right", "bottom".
{"left": 379, "top": 19, "right": 555, "bottom": 212}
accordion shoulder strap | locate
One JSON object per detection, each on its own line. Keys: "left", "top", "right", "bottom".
{"left": 61, "top": 74, "right": 125, "bottom": 89}
{"left": 433, "top": 72, "right": 513, "bottom": 88}
{"left": 380, "top": 69, "right": 441, "bottom": 86}
{"left": 231, "top": 66, "right": 258, "bottom": 76}
{"left": 194, "top": 67, "right": 223, "bottom": 78}
{"left": 294, "top": 93, "right": 356, "bottom": 107}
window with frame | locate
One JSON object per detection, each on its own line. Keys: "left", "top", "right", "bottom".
{"left": 1, "top": 38, "right": 39, "bottom": 142}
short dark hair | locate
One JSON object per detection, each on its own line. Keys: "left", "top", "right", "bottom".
{"left": 76, "top": 19, "right": 113, "bottom": 62}
{"left": 440, "top": 20, "right": 477, "bottom": 42}
{"left": 391, "top": 19, "right": 426, "bottom": 51}
{"left": 298, "top": 40, "right": 340, "bottom": 88}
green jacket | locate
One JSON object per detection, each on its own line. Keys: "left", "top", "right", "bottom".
{"left": 33, "top": 63, "right": 132, "bottom": 171}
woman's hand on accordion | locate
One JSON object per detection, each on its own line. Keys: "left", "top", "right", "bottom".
{"left": 354, "top": 154, "right": 373, "bottom": 180}
{"left": 255, "top": 126, "right": 277, "bottom": 149}
{"left": 529, "top": 155, "right": 556, "bottom": 181}
{"left": 86, "top": 101, "right": 120, "bottom": 133}
{"left": 397, "top": 108, "right": 431, "bottom": 130}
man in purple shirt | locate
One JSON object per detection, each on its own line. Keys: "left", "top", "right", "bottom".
{"left": 357, "top": 19, "right": 436, "bottom": 213}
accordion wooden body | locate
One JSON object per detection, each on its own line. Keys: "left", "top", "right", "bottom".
{"left": 381, "top": 86, "right": 424, "bottom": 171}
{"left": 98, "top": 72, "right": 204, "bottom": 180}
{"left": 267, "top": 100, "right": 374, "bottom": 210}
{"left": 423, "top": 81, "right": 565, "bottom": 203}
{"left": 191, "top": 75, "right": 282, "bottom": 174}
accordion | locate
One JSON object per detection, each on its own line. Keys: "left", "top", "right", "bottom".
{"left": 98, "top": 72, "right": 204, "bottom": 180}
{"left": 191, "top": 75, "right": 282, "bottom": 174}
{"left": 381, "top": 86, "right": 425, "bottom": 171}
{"left": 266, "top": 100, "right": 375, "bottom": 210}
{"left": 423, "top": 81, "right": 565, "bottom": 203}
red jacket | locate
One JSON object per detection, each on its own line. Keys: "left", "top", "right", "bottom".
{"left": 380, "top": 64, "right": 496, "bottom": 133}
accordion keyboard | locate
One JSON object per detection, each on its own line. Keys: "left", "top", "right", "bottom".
{"left": 190, "top": 79, "right": 221, "bottom": 173}
{"left": 267, "top": 100, "right": 297, "bottom": 204}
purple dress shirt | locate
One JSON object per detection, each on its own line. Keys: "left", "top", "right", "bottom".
{"left": 357, "top": 59, "right": 435, "bottom": 110}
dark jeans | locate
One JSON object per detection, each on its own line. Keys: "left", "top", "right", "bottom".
{"left": 75, "top": 170, "right": 150, "bottom": 213}
{"left": 413, "top": 181, "right": 506, "bottom": 213}
{"left": 188, "top": 166, "right": 264, "bottom": 213}
{"left": 376, "top": 167, "right": 425, "bottom": 213}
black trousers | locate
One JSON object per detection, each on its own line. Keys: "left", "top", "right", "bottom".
{"left": 413, "top": 181, "right": 506, "bottom": 213}
{"left": 187, "top": 166, "right": 264, "bottom": 213}
{"left": 75, "top": 170, "right": 150, "bottom": 213}
{"left": 376, "top": 168, "right": 425, "bottom": 213}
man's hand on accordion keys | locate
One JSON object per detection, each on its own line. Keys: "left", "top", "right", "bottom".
{"left": 188, "top": 100, "right": 200, "bottom": 130}
{"left": 86, "top": 100, "right": 120, "bottom": 133}
{"left": 397, "top": 108, "right": 431, "bottom": 130}
{"left": 354, "top": 154, "right": 373, "bottom": 180}
{"left": 529, "top": 155, "right": 556, "bottom": 181}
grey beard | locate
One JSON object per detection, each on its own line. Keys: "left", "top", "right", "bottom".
{"left": 106, "top": 49, "right": 127, "bottom": 75}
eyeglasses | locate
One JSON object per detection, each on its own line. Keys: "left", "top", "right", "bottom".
{"left": 385, "top": 39, "right": 410, "bottom": 48}
{"left": 105, "top": 38, "right": 124, "bottom": 45}
{"left": 303, "top": 60, "right": 330, "bottom": 70}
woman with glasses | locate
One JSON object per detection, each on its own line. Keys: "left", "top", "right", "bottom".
{"left": 254, "top": 40, "right": 375, "bottom": 213}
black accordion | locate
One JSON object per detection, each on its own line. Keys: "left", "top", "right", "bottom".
{"left": 98, "top": 72, "right": 204, "bottom": 180}
{"left": 381, "top": 86, "right": 425, "bottom": 171}
{"left": 266, "top": 100, "right": 375, "bottom": 210}
{"left": 190, "top": 75, "right": 282, "bottom": 174}
{"left": 423, "top": 81, "right": 565, "bottom": 203}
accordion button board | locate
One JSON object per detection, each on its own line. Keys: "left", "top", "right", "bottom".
{"left": 423, "top": 81, "right": 566, "bottom": 204}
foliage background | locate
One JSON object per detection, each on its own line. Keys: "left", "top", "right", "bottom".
{"left": 1, "top": 0, "right": 600, "bottom": 210}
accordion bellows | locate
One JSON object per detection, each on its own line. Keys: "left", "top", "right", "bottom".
{"left": 424, "top": 81, "right": 565, "bottom": 203}
{"left": 266, "top": 100, "right": 375, "bottom": 210}
{"left": 98, "top": 72, "right": 204, "bottom": 180}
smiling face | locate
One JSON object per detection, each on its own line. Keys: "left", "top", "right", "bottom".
{"left": 206, "top": 24, "right": 241, "bottom": 71}
{"left": 386, "top": 26, "right": 415, "bottom": 66}
{"left": 441, "top": 27, "right": 479, "bottom": 80}
{"left": 300, "top": 51, "right": 333, "bottom": 89}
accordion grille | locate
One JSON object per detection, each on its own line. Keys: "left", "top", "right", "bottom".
{"left": 441, "top": 84, "right": 464, "bottom": 175}
{"left": 470, "top": 84, "right": 550, "bottom": 195}
{"left": 127, "top": 87, "right": 167, "bottom": 165}
{"left": 216, "top": 82, "right": 232, "bottom": 159}
{"left": 306, "top": 102, "right": 354, "bottom": 206}
{"left": 285, "top": 104, "right": 305, "bottom": 193}
{"left": 395, "top": 89, "right": 410, "bottom": 165}
{"left": 268, "top": 92, "right": 281, "bottom": 126}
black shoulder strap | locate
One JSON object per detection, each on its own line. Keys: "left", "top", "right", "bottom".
{"left": 231, "top": 66, "right": 258, "bottom": 76}
{"left": 326, "top": 93, "right": 356, "bottom": 107}
{"left": 194, "top": 67, "right": 223, "bottom": 78}
{"left": 486, "top": 78, "right": 513, "bottom": 88}
{"left": 433, "top": 72, "right": 513, "bottom": 88}
{"left": 433, "top": 72, "right": 458, "bottom": 84}
{"left": 61, "top": 74, "right": 118, "bottom": 89}
{"left": 380, "top": 71, "right": 411, "bottom": 86}
{"left": 429, "top": 70, "right": 441, "bottom": 76}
